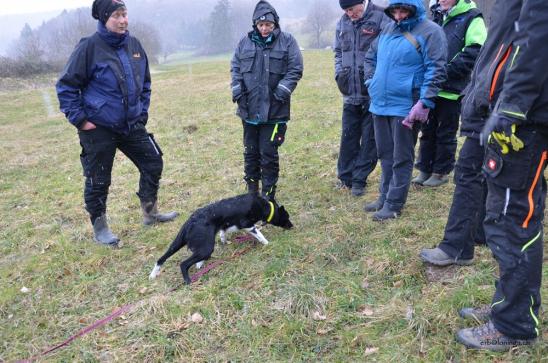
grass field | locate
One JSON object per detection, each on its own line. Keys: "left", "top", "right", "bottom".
{"left": 0, "top": 50, "right": 546, "bottom": 362}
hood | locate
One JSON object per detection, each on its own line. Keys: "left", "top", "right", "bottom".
{"left": 385, "top": 0, "right": 426, "bottom": 31}
{"left": 252, "top": 0, "right": 280, "bottom": 27}
{"left": 446, "top": 0, "right": 477, "bottom": 22}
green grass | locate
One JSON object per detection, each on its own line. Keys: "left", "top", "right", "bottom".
{"left": 1, "top": 50, "right": 547, "bottom": 362}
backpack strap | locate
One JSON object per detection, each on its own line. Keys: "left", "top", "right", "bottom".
{"left": 402, "top": 31, "right": 422, "bottom": 55}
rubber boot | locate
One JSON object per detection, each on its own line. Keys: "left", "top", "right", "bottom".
{"left": 141, "top": 200, "right": 179, "bottom": 226}
{"left": 92, "top": 215, "right": 120, "bottom": 246}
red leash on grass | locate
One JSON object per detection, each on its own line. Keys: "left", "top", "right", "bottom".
{"left": 17, "top": 238, "right": 256, "bottom": 363}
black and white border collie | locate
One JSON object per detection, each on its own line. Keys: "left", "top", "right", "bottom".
{"left": 149, "top": 193, "right": 293, "bottom": 284}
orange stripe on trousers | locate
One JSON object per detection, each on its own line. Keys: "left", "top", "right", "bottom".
{"left": 523, "top": 151, "right": 548, "bottom": 228}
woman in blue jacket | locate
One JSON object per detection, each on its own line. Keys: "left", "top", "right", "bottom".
{"left": 363, "top": 0, "right": 447, "bottom": 220}
{"left": 56, "top": 0, "right": 178, "bottom": 246}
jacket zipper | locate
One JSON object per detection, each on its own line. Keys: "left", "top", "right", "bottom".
{"left": 489, "top": 44, "right": 512, "bottom": 101}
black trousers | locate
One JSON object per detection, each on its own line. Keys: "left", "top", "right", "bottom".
{"left": 78, "top": 124, "right": 164, "bottom": 223}
{"left": 337, "top": 103, "right": 377, "bottom": 188}
{"left": 438, "top": 137, "right": 486, "bottom": 260}
{"left": 242, "top": 121, "right": 287, "bottom": 200}
{"left": 483, "top": 126, "right": 546, "bottom": 339}
{"left": 416, "top": 98, "right": 460, "bottom": 175}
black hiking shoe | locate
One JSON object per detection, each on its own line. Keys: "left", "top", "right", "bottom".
{"left": 372, "top": 205, "right": 400, "bottom": 221}
{"left": 351, "top": 185, "right": 365, "bottom": 197}
{"left": 456, "top": 321, "right": 536, "bottom": 351}
{"left": 364, "top": 199, "right": 383, "bottom": 212}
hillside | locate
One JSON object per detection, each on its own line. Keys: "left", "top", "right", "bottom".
{"left": 0, "top": 50, "right": 546, "bottom": 361}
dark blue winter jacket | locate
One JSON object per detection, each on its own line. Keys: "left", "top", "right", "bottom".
{"left": 56, "top": 22, "right": 151, "bottom": 134}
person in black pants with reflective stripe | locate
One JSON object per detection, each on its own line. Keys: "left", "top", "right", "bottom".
{"left": 56, "top": 0, "right": 178, "bottom": 246}
{"left": 439, "top": 0, "right": 548, "bottom": 351}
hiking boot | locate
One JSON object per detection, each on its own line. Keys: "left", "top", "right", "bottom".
{"left": 364, "top": 199, "right": 383, "bottom": 212}
{"left": 456, "top": 321, "right": 536, "bottom": 351}
{"left": 92, "top": 215, "right": 120, "bottom": 246}
{"left": 351, "top": 184, "right": 365, "bottom": 197}
{"left": 411, "top": 171, "right": 431, "bottom": 185}
{"left": 422, "top": 173, "right": 449, "bottom": 187}
{"left": 141, "top": 200, "right": 179, "bottom": 226}
{"left": 419, "top": 247, "right": 473, "bottom": 266}
{"left": 459, "top": 304, "right": 491, "bottom": 323}
{"left": 372, "top": 204, "right": 400, "bottom": 221}
{"left": 335, "top": 180, "right": 351, "bottom": 191}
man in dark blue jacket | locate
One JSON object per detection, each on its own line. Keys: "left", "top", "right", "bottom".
{"left": 56, "top": 0, "right": 178, "bottom": 246}
{"left": 333, "top": 0, "right": 387, "bottom": 197}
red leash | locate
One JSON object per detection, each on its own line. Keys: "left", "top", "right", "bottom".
{"left": 17, "top": 239, "right": 256, "bottom": 362}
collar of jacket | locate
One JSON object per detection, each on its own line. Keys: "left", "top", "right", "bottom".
{"left": 250, "top": 29, "right": 278, "bottom": 47}
{"left": 97, "top": 21, "right": 129, "bottom": 48}
{"left": 444, "top": 0, "right": 477, "bottom": 24}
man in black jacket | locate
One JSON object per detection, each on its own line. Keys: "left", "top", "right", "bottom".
{"left": 413, "top": 0, "right": 486, "bottom": 187}
{"left": 231, "top": 0, "right": 303, "bottom": 201}
{"left": 56, "top": 0, "right": 178, "bottom": 246}
{"left": 333, "top": 0, "right": 387, "bottom": 197}
{"left": 448, "top": 0, "right": 547, "bottom": 351}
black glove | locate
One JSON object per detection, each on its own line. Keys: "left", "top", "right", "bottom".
{"left": 232, "top": 83, "right": 244, "bottom": 103}
{"left": 273, "top": 85, "right": 290, "bottom": 103}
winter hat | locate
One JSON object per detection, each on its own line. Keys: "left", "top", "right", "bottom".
{"left": 339, "top": 0, "right": 364, "bottom": 9}
{"left": 92, "top": 0, "right": 126, "bottom": 24}
{"left": 254, "top": 12, "right": 276, "bottom": 24}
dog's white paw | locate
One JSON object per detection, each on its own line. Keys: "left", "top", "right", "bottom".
{"left": 149, "top": 264, "right": 161, "bottom": 280}
{"left": 219, "top": 230, "right": 227, "bottom": 244}
{"left": 196, "top": 261, "right": 205, "bottom": 269}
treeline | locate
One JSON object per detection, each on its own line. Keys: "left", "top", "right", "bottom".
{"left": 1, "top": 0, "right": 495, "bottom": 78}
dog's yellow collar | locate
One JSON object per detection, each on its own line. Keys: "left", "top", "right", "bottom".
{"left": 266, "top": 201, "right": 275, "bottom": 223}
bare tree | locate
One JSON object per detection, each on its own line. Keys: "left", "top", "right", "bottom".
{"left": 304, "top": 0, "right": 337, "bottom": 49}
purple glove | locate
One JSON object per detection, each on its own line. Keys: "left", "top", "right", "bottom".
{"left": 402, "top": 100, "right": 430, "bottom": 129}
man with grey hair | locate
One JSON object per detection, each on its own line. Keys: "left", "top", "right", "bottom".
{"left": 334, "top": 0, "right": 388, "bottom": 197}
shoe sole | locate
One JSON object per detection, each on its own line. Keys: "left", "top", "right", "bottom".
{"left": 420, "top": 253, "right": 473, "bottom": 266}
{"left": 455, "top": 332, "right": 514, "bottom": 352}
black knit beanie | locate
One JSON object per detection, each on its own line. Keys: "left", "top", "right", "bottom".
{"left": 339, "top": 0, "right": 364, "bottom": 9}
{"left": 92, "top": 0, "right": 126, "bottom": 24}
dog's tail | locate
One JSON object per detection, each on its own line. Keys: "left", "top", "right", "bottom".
{"left": 149, "top": 225, "right": 188, "bottom": 280}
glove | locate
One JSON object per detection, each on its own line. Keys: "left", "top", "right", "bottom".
{"left": 232, "top": 82, "right": 244, "bottom": 103}
{"left": 273, "top": 86, "right": 290, "bottom": 103}
{"left": 402, "top": 100, "right": 430, "bottom": 129}
{"left": 481, "top": 113, "right": 524, "bottom": 154}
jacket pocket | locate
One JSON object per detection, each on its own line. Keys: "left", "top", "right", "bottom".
{"left": 84, "top": 96, "right": 107, "bottom": 119}
{"left": 482, "top": 130, "right": 537, "bottom": 190}
{"left": 336, "top": 67, "right": 351, "bottom": 96}
{"left": 240, "top": 51, "right": 255, "bottom": 73}
{"left": 269, "top": 50, "right": 288, "bottom": 75}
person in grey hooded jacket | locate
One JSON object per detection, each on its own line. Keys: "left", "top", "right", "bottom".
{"left": 333, "top": 0, "right": 388, "bottom": 197}
{"left": 231, "top": 0, "right": 303, "bottom": 201}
